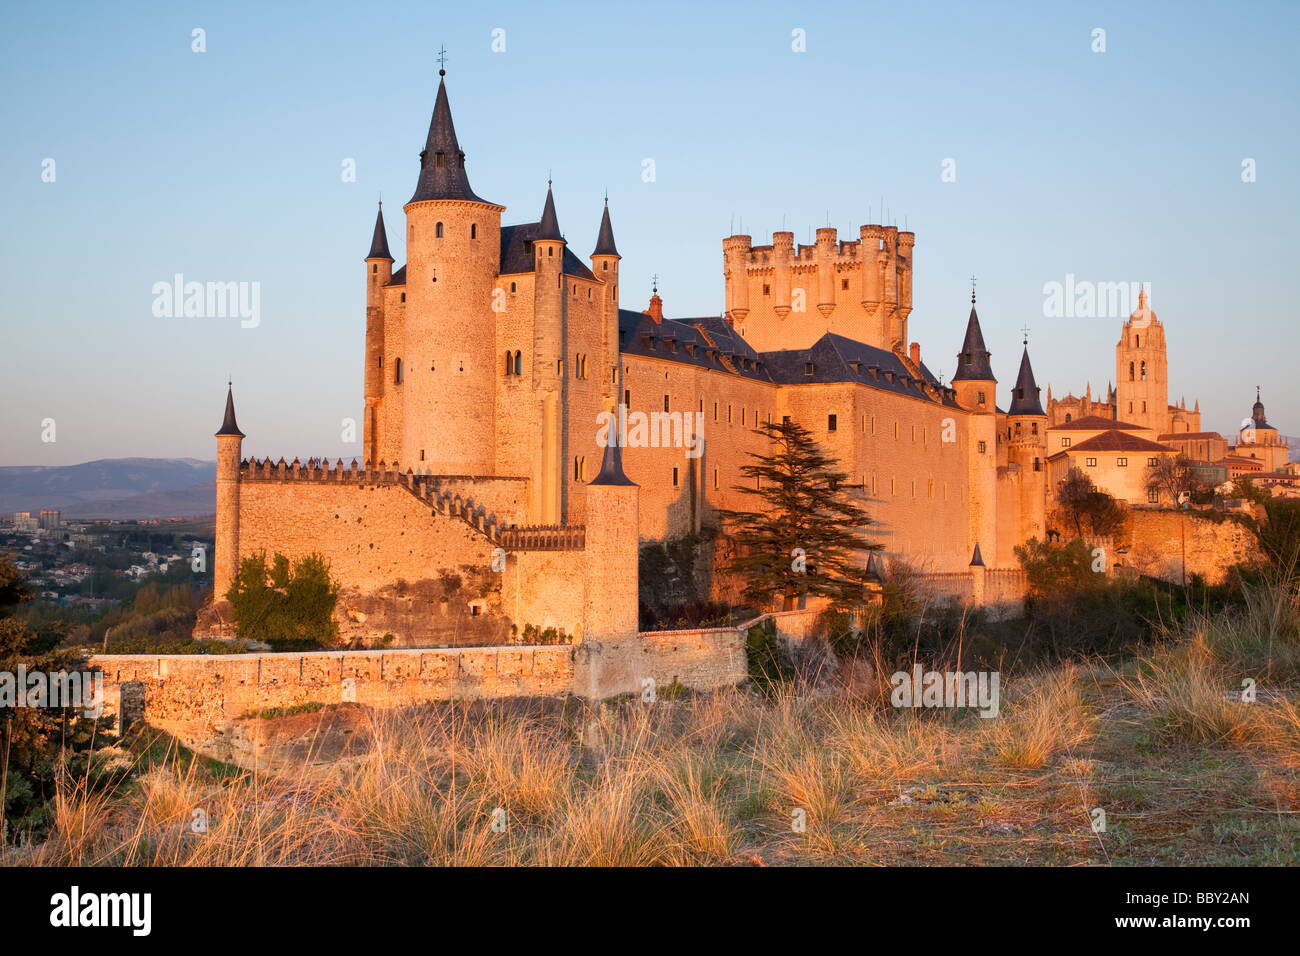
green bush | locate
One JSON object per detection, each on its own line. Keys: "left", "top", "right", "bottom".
{"left": 225, "top": 551, "right": 340, "bottom": 651}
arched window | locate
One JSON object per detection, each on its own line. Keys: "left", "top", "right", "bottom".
{"left": 395, "top": 358, "right": 403, "bottom": 384}
{"left": 1129, "top": 361, "right": 1135, "bottom": 381}
{"left": 548, "top": 247, "right": 553, "bottom": 257}
{"left": 470, "top": 223, "right": 477, "bottom": 239}
{"left": 513, "top": 351, "right": 521, "bottom": 375}
{"left": 435, "top": 222, "right": 444, "bottom": 238}
{"left": 505, "top": 351, "right": 513, "bottom": 375}
{"left": 372, "top": 264, "right": 377, "bottom": 273}
{"left": 1140, "top": 360, "right": 1147, "bottom": 380}
{"left": 510, "top": 282, "right": 516, "bottom": 293}
{"left": 1065, "top": 413, "right": 1072, "bottom": 422}
{"left": 1135, "top": 334, "right": 1140, "bottom": 347}
{"left": 574, "top": 456, "right": 585, "bottom": 481}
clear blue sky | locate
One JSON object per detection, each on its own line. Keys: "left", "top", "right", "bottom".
{"left": 2, "top": 0, "right": 1296, "bottom": 466}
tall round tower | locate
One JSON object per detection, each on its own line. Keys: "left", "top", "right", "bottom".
{"left": 363, "top": 201, "right": 393, "bottom": 467}
{"left": 213, "top": 384, "right": 244, "bottom": 603}
{"left": 532, "top": 184, "right": 566, "bottom": 523}
{"left": 400, "top": 70, "right": 505, "bottom": 474}
{"left": 951, "top": 291, "right": 999, "bottom": 564}
{"left": 590, "top": 198, "right": 621, "bottom": 407}
{"left": 1006, "top": 343, "right": 1048, "bottom": 544}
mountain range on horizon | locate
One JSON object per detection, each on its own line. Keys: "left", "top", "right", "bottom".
{"left": 0, "top": 457, "right": 216, "bottom": 518}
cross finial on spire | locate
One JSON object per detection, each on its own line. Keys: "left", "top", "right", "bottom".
{"left": 1020, "top": 323, "right": 1031, "bottom": 346}
{"left": 437, "top": 45, "right": 448, "bottom": 75}
{"left": 651, "top": 273, "right": 659, "bottom": 295}
{"left": 1257, "top": 384, "right": 1261, "bottom": 401}
{"left": 970, "top": 274, "right": 977, "bottom": 304}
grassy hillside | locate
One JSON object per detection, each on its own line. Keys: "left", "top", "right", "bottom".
{"left": 4, "top": 577, "right": 1297, "bottom": 866}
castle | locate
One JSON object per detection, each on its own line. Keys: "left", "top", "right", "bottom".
{"left": 208, "top": 71, "right": 1283, "bottom": 658}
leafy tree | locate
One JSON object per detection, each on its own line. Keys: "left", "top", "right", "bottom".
{"left": 0, "top": 557, "right": 114, "bottom": 844}
{"left": 1015, "top": 536, "right": 1109, "bottom": 599}
{"left": 1257, "top": 499, "right": 1300, "bottom": 572}
{"left": 1146, "top": 454, "right": 1202, "bottom": 506}
{"left": 1055, "top": 467, "right": 1126, "bottom": 537}
{"left": 226, "top": 551, "right": 340, "bottom": 650}
{"left": 1231, "top": 477, "right": 1272, "bottom": 507}
{"left": 718, "top": 419, "right": 878, "bottom": 611}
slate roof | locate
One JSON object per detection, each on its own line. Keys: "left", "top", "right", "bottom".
{"left": 367, "top": 203, "right": 393, "bottom": 260}
{"left": 618, "top": 311, "right": 772, "bottom": 383}
{"left": 617, "top": 316, "right": 959, "bottom": 407}
{"left": 215, "top": 385, "right": 244, "bottom": 438}
{"left": 1007, "top": 346, "right": 1044, "bottom": 416}
{"left": 537, "top": 186, "right": 562, "bottom": 241}
{"left": 951, "top": 305, "right": 995, "bottom": 382}
{"left": 408, "top": 77, "right": 492, "bottom": 205}
{"left": 592, "top": 201, "right": 619, "bottom": 257}
{"left": 500, "top": 223, "right": 595, "bottom": 280}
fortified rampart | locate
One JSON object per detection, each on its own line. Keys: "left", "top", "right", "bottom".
{"left": 92, "top": 610, "right": 821, "bottom": 723}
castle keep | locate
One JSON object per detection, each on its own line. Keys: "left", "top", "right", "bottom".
{"left": 212, "top": 71, "right": 1065, "bottom": 658}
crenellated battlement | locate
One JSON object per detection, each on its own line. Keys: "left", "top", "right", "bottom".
{"left": 722, "top": 221, "right": 916, "bottom": 352}
{"left": 236, "top": 458, "right": 583, "bottom": 551}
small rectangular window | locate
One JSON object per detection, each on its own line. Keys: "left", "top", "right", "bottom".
{"left": 977, "top": 441, "right": 986, "bottom": 454}
{"left": 1062, "top": 437, "right": 1071, "bottom": 448}
{"left": 828, "top": 414, "right": 837, "bottom": 432}
{"left": 672, "top": 467, "right": 679, "bottom": 488}
{"left": 1148, "top": 488, "right": 1160, "bottom": 503}
{"left": 1117, "top": 457, "right": 1128, "bottom": 467}
{"left": 663, "top": 394, "right": 670, "bottom": 413}
{"left": 1086, "top": 457, "right": 1097, "bottom": 467}
{"left": 624, "top": 388, "right": 630, "bottom": 406}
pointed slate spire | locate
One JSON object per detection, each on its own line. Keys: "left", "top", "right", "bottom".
{"left": 592, "top": 197, "right": 619, "bottom": 257}
{"left": 1252, "top": 387, "right": 1269, "bottom": 427}
{"left": 1008, "top": 345, "right": 1045, "bottom": 415}
{"left": 969, "top": 542, "right": 985, "bottom": 567}
{"left": 367, "top": 201, "right": 393, "bottom": 260}
{"left": 537, "top": 182, "right": 562, "bottom": 241}
{"left": 215, "top": 383, "right": 245, "bottom": 438}
{"left": 590, "top": 408, "right": 635, "bottom": 486}
{"left": 951, "top": 296, "right": 995, "bottom": 382}
{"left": 408, "top": 74, "right": 489, "bottom": 204}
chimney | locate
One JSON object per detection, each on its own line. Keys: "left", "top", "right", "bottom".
{"left": 645, "top": 292, "right": 663, "bottom": 324}
{"left": 909, "top": 341, "right": 921, "bottom": 368}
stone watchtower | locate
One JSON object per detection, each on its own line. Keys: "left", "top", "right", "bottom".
{"left": 363, "top": 202, "right": 393, "bottom": 468}
{"left": 590, "top": 198, "right": 621, "bottom": 408}
{"left": 532, "top": 184, "right": 567, "bottom": 524}
{"left": 951, "top": 292, "right": 999, "bottom": 563}
{"left": 398, "top": 69, "right": 505, "bottom": 474}
{"left": 213, "top": 384, "right": 244, "bottom": 602}
{"left": 1115, "top": 288, "right": 1168, "bottom": 432}
{"left": 1006, "top": 342, "right": 1048, "bottom": 544}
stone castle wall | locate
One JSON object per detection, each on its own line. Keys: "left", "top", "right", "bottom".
{"left": 1122, "top": 508, "right": 1262, "bottom": 584}
{"left": 94, "top": 610, "right": 821, "bottom": 723}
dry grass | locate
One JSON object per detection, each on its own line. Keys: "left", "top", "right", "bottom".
{"left": 4, "top": 582, "right": 1300, "bottom": 867}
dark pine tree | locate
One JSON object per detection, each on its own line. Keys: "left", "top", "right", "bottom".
{"left": 718, "top": 419, "right": 879, "bottom": 612}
